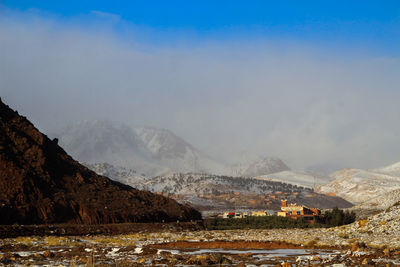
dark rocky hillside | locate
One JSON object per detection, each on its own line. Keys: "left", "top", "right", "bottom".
{"left": 0, "top": 98, "right": 201, "bottom": 225}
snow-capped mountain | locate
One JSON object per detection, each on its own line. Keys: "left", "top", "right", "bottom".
{"left": 315, "top": 168, "right": 400, "bottom": 204}
{"left": 54, "top": 120, "right": 225, "bottom": 177}
{"left": 372, "top": 161, "right": 400, "bottom": 177}
{"left": 231, "top": 157, "right": 290, "bottom": 177}
{"left": 134, "top": 126, "right": 226, "bottom": 174}
{"left": 257, "top": 170, "right": 331, "bottom": 188}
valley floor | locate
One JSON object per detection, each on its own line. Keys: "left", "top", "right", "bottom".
{"left": 0, "top": 221, "right": 399, "bottom": 266}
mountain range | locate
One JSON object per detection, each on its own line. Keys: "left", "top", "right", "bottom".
{"left": 54, "top": 120, "right": 289, "bottom": 177}
{"left": 316, "top": 164, "right": 400, "bottom": 204}
{"left": 54, "top": 119, "right": 400, "bottom": 208}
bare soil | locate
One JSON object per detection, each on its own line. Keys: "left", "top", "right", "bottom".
{"left": 0, "top": 221, "right": 204, "bottom": 238}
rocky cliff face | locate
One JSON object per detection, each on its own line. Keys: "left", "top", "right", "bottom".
{"left": 0, "top": 98, "right": 201, "bottom": 225}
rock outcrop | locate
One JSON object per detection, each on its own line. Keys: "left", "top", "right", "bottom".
{"left": 0, "top": 98, "right": 201, "bottom": 225}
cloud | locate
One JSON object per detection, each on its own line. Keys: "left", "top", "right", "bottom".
{"left": 90, "top": 10, "right": 121, "bottom": 22}
{"left": 1, "top": 10, "right": 400, "bottom": 173}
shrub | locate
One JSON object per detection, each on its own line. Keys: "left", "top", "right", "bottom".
{"left": 319, "top": 207, "right": 356, "bottom": 227}
{"left": 204, "top": 215, "right": 321, "bottom": 230}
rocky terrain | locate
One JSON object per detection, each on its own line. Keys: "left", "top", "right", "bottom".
{"left": 0, "top": 98, "right": 201, "bottom": 224}
{"left": 1, "top": 202, "right": 400, "bottom": 266}
{"left": 316, "top": 167, "right": 400, "bottom": 204}
{"left": 349, "top": 188, "right": 400, "bottom": 219}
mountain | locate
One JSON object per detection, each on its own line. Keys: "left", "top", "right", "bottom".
{"left": 372, "top": 161, "right": 400, "bottom": 176}
{"left": 54, "top": 120, "right": 164, "bottom": 177}
{"left": 55, "top": 121, "right": 226, "bottom": 177}
{"left": 257, "top": 170, "right": 331, "bottom": 188}
{"left": 231, "top": 157, "right": 290, "bottom": 177}
{"left": 0, "top": 98, "right": 201, "bottom": 224}
{"left": 315, "top": 168, "right": 400, "bottom": 204}
{"left": 101, "top": 171, "right": 352, "bottom": 211}
{"left": 134, "top": 126, "right": 226, "bottom": 174}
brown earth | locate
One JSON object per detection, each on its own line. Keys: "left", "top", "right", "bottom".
{"left": 0, "top": 221, "right": 204, "bottom": 238}
{"left": 0, "top": 97, "right": 201, "bottom": 225}
{"left": 149, "top": 240, "right": 304, "bottom": 250}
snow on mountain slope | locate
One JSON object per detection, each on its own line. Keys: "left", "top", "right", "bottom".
{"left": 134, "top": 126, "right": 226, "bottom": 174}
{"left": 55, "top": 120, "right": 225, "bottom": 177}
{"left": 257, "top": 170, "right": 331, "bottom": 188}
{"left": 315, "top": 168, "right": 400, "bottom": 204}
{"left": 353, "top": 188, "right": 400, "bottom": 212}
{"left": 84, "top": 162, "right": 146, "bottom": 187}
{"left": 136, "top": 172, "right": 352, "bottom": 210}
{"left": 231, "top": 157, "right": 290, "bottom": 177}
{"left": 372, "top": 161, "right": 400, "bottom": 176}
{"left": 56, "top": 120, "right": 164, "bottom": 176}
{"left": 139, "top": 173, "right": 284, "bottom": 195}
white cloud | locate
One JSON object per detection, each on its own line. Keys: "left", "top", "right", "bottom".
{"left": 90, "top": 10, "right": 121, "bottom": 22}
{"left": 1, "top": 10, "right": 399, "bottom": 172}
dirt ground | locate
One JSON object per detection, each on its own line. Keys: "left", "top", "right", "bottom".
{"left": 0, "top": 221, "right": 204, "bottom": 238}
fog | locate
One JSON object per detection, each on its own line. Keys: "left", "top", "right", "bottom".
{"left": 1, "top": 9, "right": 400, "bottom": 172}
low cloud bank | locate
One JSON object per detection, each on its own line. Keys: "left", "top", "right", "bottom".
{"left": 1, "top": 10, "right": 399, "bottom": 172}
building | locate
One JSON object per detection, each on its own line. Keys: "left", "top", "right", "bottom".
{"left": 277, "top": 199, "right": 321, "bottom": 222}
{"left": 221, "top": 211, "right": 261, "bottom": 218}
{"left": 222, "top": 212, "right": 236, "bottom": 218}
{"left": 251, "top": 210, "right": 268, "bottom": 216}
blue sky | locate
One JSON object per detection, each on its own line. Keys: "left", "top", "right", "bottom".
{"left": 2, "top": 1, "right": 400, "bottom": 54}
{"left": 1, "top": 1, "right": 400, "bottom": 171}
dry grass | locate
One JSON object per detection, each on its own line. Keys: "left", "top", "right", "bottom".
{"left": 15, "top": 236, "right": 35, "bottom": 245}
{"left": 358, "top": 220, "right": 368, "bottom": 227}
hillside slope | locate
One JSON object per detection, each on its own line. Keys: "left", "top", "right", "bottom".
{"left": 257, "top": 170, "right": 331, "bottom": 188}
{"left": 372, "top": 161, "right": 400, "bottom": 176}
{"left": 349, "top": 188, "right": 400, "bottom": 218}
{"left": 0, "top": 98, "right": 201, "bottom": 225}
{"left": 97, "top": 171, "right": 352, "bottom": 210}
{"left": 231, "top": 157, "right": 290, "bottom": 177}
{"left": 315, "top": 168, "right": 400, "bottom": 204}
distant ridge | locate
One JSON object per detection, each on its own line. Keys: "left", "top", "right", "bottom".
{"left": 0, "top": 98, "right": 201, "bottom": 224}
{"left": 55, "top": 121, "right": 226, "bottom": 177}
{"left": 231, "top": 157, "right": 290, "bottom": 177}
{"left": 316, "top": 167, "right": 400, "bottom": 204}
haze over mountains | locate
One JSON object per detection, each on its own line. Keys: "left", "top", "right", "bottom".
{"left": 55, "top": 120, "right": 227, "bottom": 177}
{"left": 53, "top": 119, "right": 400, "bottom": 209}
{"left": 54, "top": 120, "right": 289, "bottom": 177}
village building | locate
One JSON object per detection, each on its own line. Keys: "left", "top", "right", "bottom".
{"left": 277, "top": 199, "right": 321, "bottom": 222}
{"left": 250, "top": 210, "right": 268, "bottom": 216}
